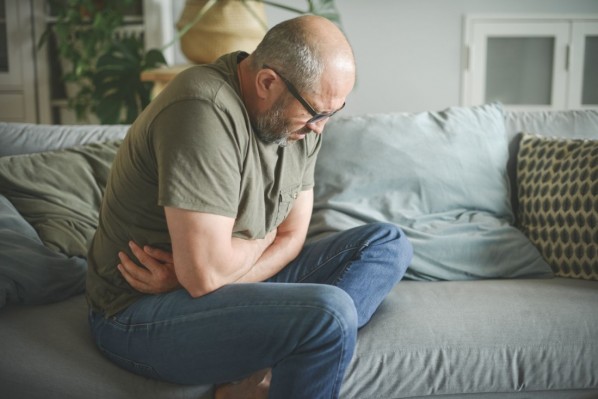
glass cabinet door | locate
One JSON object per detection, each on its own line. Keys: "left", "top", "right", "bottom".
{"left": 485, "top": 36, "right": 555, "bottom": 105}
{"left": 468, "top": 21, "right": 569, "bottom": 110}
{"left": 569, "top": 22, "right": 598, "bottom": 109}
{"left": 0, "top": 1, "right": 38, "bottom": 122}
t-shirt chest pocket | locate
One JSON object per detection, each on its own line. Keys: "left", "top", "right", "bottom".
{"left": 274, "top": 184, "right": 301, "bottom": 226}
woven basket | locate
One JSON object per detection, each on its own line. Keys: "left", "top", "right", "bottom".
{"left": 177, "top": 0, "right": 267, "bottom": 64}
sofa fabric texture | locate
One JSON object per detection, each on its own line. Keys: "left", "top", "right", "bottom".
{"left": 340, "top": 278, "right": 598, "bottom": 398}
{"left": 0, "top": 107, "right": 597, "bottom": 399}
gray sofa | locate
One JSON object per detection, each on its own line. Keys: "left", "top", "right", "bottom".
{"left": 0, "top": 104, "right": 597, "bottom": 398}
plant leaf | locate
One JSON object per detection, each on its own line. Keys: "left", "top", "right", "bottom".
{"left": 92, "top": 36, "right": 167, "bottom": 124}
{"left": 143, "top": 49, "right": 167, "bottom": 69}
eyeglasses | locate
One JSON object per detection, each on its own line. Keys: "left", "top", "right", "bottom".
{"left": 263, "top": 64, "right": 345, "bottom": 124}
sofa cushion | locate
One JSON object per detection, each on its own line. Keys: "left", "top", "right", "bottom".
{"left": 0, "top": 140, "right": 121, "bottom": 258}
{"left": 341, "top": 278, "right": 598, "bottom": 398}
{"left": 0, "top": 195, "right": 87, "bottom": 308}
{"left": 309, "top": 104, "right": 553, "bottom": 280}
{"left": 517, "top": 134, "right": 598, "bottom": 281}
{"left": 0, "top": 294, "right": 213, "bottom": 399}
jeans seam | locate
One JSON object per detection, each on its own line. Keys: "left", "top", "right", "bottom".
{"left": 331, "top": 260, "right": 353, "bottom": 287}
{"left": 327, "top": 304, "right": 349, "bottom": 398}
{"left": 108, "top": 302, "right": 350, "bottom": 330}
{"left": 330, "top": 237, "right": 396, "bottom": 287}
{"left": 296, "top": 242, "right": 368, "bottom": 284}
{"left": 97, "top": 342, "right": 163, "bottom": 380}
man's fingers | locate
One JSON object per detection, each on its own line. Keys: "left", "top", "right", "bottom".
{"left": 128, "top": 241, "right": 161, "bottom": 271}
{"left": 117, "top": 261, "right": 151, "bottom": 293}
{"left": 118, "top": 251, "right": 150, "bottom": 280}
{"left": 117, "top": 242, "right": 179, "bottom": 294}
{"left": 129, "top": 241, "right": 174, "bottom": 268}
{"left": 144, "top": 245, "right": 174, "bottom": 263}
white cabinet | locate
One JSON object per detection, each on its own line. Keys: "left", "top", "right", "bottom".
{"left": 0, "top": 0, "right": 37, "bottom": 122}
{"left": 569, "top": 22, "right": 598, "bottom": 109}
{"left": 462, "top": 15, "right": 598, "bottom": 111}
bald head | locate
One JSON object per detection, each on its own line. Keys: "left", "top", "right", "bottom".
{"left": 249, "top": 15, "right": 355, "bottom": 94}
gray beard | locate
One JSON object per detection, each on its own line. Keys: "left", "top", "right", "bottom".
{"left": 254, "top": 96, "right": 293, "bottom": 147}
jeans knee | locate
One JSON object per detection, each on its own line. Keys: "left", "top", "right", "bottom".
{"left": 367, "top": 223, "right": 413, "bottom": 271}
{"left": 308, "top": 285, "right": 358, "bottom": 340}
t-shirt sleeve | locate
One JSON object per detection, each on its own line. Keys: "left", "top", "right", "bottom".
{"left": 301, "top": 134, "right": 322, "bottom": 191}
{"left": 151, "top": 99, "right": 244, "bottom": 217}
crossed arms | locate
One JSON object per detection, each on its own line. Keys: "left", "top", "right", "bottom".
{"left": 118, "top": 189, "right": 314, "bottom": 296}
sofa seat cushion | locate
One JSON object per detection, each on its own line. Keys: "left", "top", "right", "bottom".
{"left": 0, "top": 295, "right": 213, "bottom": 399}
{"left": 341, "top": 278, "right": 598, "bottom": 398}
{"left": 3, "top": 280, "right": 595, "bottom": 399}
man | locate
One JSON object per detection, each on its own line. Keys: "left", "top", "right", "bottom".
{"left": 86, "top": 15, "right": 412, "bottom": 399}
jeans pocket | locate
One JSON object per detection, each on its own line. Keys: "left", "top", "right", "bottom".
{"left": 98, "top": 345, "right": 162, "bottom": 381}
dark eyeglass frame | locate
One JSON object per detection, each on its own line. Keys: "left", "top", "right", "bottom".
{"left": 263, "top": 64, "right": 345, "bottom": 124}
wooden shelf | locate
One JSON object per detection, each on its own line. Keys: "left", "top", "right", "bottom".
{"left": 141, "top": 64, "right": 195, "bottom": 98}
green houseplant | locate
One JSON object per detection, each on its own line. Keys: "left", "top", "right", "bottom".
{"left": 40, "top": 0, "right": 167, "bottom": 124}
{"left": 42, "top": 0, "right": 339, "bottom": 124}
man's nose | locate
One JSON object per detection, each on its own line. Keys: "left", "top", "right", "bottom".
{"left": 306, "top": 118, "right": 328, "bottom": 134}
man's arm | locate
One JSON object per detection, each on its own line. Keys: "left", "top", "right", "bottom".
{"left": 234, "top": 189, "right": 313, "bottom": 283}
{"left": 117, "top": 189, "right": 314, "bottom": 295}
{"left": 164, "top": 208, "right": 276, "bottom": 298}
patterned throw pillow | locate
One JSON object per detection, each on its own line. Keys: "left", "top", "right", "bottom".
{"left": 516, "top": 133, "right": 598, "bottom": 280}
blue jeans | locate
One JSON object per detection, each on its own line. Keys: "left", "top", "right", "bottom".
{"left": 89, "top": 222, "right": 412, "bottom": 399}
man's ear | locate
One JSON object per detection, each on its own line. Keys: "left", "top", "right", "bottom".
{"left": 255, "top": 69, "right": 278, "bottom": 100}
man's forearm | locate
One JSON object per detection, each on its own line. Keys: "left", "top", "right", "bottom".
{"left": 153, "top": 195, "right": 312, "bottom": 296}
{"left": 235, "top": 229, "right": 305, "bottom": 283}
{"left": 234, "top": 189, "right": 312, "bottom": 283}
{"left": 115, "top": 232, "right": 276, "bottom": 296}
{"left": 180, "top": 229, "right": 276, "bottom": 296}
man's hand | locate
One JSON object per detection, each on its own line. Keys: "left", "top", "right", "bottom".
{"left": 117, "top": 241, "right": 180, "bottom": 294}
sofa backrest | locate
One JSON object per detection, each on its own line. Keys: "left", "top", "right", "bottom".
{"left": 504, "top": 109, "right": 598, "bottom": 141}
{"left": 503, "top": 110, "right": 598, "bottom": 214}
{"left": 0, "top": 122, "right": 129, "bottom": 157}
{"left": 1, "top": 109, "right": 596, "bottom": 219}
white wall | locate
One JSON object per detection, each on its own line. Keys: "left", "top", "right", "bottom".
{"left": 169, "top": 0, "right": 598, "bottom": 116}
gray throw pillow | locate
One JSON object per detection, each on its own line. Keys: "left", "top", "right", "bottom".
{"left": 309, "top": 104, "right": 553, "bottom": 280}
{"left": 0, "top": 195, "right": 87, "bottom": 307}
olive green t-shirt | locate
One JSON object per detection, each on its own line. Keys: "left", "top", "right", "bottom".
{"left": 86, "top": 52, "right": 322, "bottom": 316}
